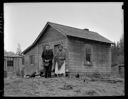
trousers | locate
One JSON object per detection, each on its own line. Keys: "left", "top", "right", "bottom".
{"left": 44, "top": 61, "right": 52, "bottom": 78}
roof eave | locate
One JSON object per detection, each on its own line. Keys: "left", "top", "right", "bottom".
{"left": 67, "top": 35, "right": 113, "bottom": 44}
{"left": 22, "top": 22, "right": 67, "bottom": 54}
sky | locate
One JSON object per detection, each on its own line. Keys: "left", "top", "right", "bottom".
{"left": 4, "top": 2, "right": 123, "bottom": 53}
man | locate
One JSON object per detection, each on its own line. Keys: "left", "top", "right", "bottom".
{"left": 54, "top": 44, "right": 66, "bottom": 77}
{"left": 41, "top": 44, "right": 53, "bottom": 78}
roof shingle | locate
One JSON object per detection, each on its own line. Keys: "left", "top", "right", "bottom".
{"left": 48, "top": 22, "right": 113, "bottom": 44}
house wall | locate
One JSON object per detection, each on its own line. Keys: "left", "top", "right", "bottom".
{"left": 4, "top": 57, "right": 14, "bottom": 72}
{"left": 14, "top": 57, "right": 23, "bottom": 72}
{"left": 24, "top": 46, "right": 39, "bottom": 75}
{"left": 67, "top": 37, "right": 111, "bottom": 75}
{"left": 67, "top": 38, "right": 85, "bottom": 73}
{"left": 24, "top": 26, "right": 67, "bottom": 74}
{"left": 37, "top": 26, "right": 67, "bottom": 71}
{"left": 92, "top": 43, "right": 111, "bottom": 73}
{"left": 38, "top": 26, "right": 66, "bottom": 44}
{"left": 4, "top": 57, "right": 23, "bottom": 77}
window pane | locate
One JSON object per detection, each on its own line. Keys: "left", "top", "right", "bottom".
{"left": 85, "top": 47, "right": 91, "bottom": 65}
{"left": 86, "top": 54, "right": 91, "bottom": 62}
{"left": 7, "top": 60, "right": 13, "bottom": 67}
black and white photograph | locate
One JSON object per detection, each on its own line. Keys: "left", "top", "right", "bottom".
{"left": 4, "top": 2, "right": 124, "bottom": 96}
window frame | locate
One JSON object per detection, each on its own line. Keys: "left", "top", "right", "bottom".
{"left": 84, "top": 44, "right": 92, "bottom": 66}
{"left": 7, "top": 58, "right": 14, "bottom": 67}
{"left": 29, "top": 55, "right": 35, "bottom": 65}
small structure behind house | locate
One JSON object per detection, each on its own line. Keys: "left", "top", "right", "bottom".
{"left": 4, "top": 55, "right": 23, "bottom": 78}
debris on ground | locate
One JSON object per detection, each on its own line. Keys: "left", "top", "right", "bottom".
{"left": 4, "top": 76, "right": 124, "bottom": 96}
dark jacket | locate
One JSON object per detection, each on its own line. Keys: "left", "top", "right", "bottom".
{"left": 41, "top": 49, "right": 53, "bottom": 61}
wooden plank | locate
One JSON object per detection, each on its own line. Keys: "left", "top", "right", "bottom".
{"left": 69, "top": 52, "right": 82, "bottom": 55}
{"left": 92, "top": 43, "right": 111, "bottom": 73}
{"left": 69, "top": 56, "right": 83, "bottom": 60}
{"left": 38, "top": 26, "right": 66, "bottom": 44}
{"left": 69, "top": 45, "right": 83, "bottom": 52}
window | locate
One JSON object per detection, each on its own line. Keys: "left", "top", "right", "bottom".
{"left": 7, "top": 60, "right": 13, "bottom": 67}
{"left": 86, "top": 48, "right": 91, "bottom": 63}
{"left": 84, "top": 45, "right": 92, "bottom": 66}
{"left": 29, "top": 55, "right": 35, "bottom": 64}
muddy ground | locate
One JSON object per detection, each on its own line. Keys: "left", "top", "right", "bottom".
{"left": 4, "top": 76, "right": 124, "bottom": 96}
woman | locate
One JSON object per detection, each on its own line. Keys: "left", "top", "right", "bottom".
{"left": 54, "top": 44, "right": 66, "bottom": 77}
{"left": 41, "top": 44, "right": 53, "bottom": 78}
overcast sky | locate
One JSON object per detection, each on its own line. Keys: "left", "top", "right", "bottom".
{"left": 4, "top": 2, "right": 123, "bottom": 53}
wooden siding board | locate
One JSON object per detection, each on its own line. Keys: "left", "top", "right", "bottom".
{"left": 4, "top": 57, "right": 23, "bottom": 77}
{"left": 67, "top": 39, "right": 85, "bottom": 72}
{"left": 36, "top": 26, "right": 67, "bottom": 71}
{"left": 67, "top": 37, "right": 111, "bottom": 73}
{"left": 92, "top": 43, "right": 111, "bottom": 73}
{"left": 38, "top": 26, "right": 66, "bottom": 44}
{"left": 24, "top": 26, "right": 67, "bottom": 74}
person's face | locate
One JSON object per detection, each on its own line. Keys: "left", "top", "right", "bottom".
{"left": 45, "top": 45, "right": 50, "bottom": 50}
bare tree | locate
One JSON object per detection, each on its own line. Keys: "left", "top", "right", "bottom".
{"left": 16, "top": 43, "right": 22, "bottom": 55}
{"left": 111, "top": 33, "right": 124, "bottom": 65}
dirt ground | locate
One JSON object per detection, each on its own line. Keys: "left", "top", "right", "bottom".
{"left": 4, "top": 75, "right": 124, "bottom": 96}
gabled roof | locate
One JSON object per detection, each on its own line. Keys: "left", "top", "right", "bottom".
{"left": 49, "top": 22, "right": 113, "bottom": 43}
{"left": 22, "top": 22, "right": 113, "bottom": 54}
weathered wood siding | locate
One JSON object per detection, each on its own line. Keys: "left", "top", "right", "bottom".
{"left": 24, "top": 26, "right": 67, "bottom": 74}
{"left": 92, "top": 43, "right": 111, "bottom": 73}
{"left": 67, "top": 37, "right": 111, "bottom": 74}
{"left": 67, "top": 38, "right": 85, "bottom": 73}
{"left": 38, "top": 26, "right": 66, "bottom": 44}
{"left": 14, "top": 57, "right": 23, "bottom": 72}
{"left": 4, "top": 57, "right": 23, "bottom": 77}
{"left": 37, "top": 26, "right": 67, "bottom": 70}
{"left": 24, "top": 46, "right": 39, "bottom": 75}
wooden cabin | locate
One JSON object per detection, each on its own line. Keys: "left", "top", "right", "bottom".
{"left": 22, "top": 22, "right": 113, "bottom": 76}
{"left": 4, "top": 55, "right": 23, "bottom": 77}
